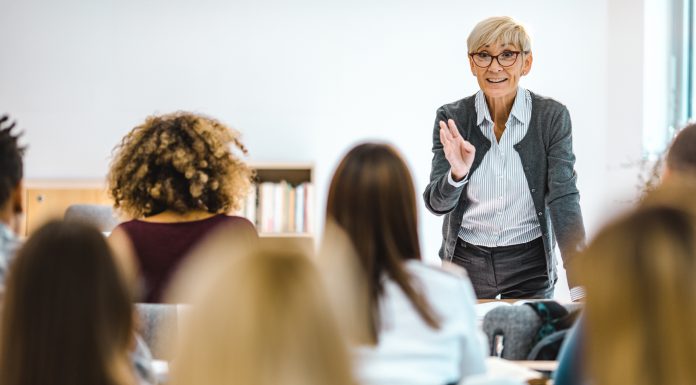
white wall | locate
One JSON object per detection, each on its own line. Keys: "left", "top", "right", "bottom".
{"left": 2, "top": 0, "right": 662, "bottom": 297}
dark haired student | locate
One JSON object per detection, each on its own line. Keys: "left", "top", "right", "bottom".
{"left": 0, "top": 221, "right": 138, "bottom": 385}
{"left": 0, "top": 115, "right": 25, "bottom": 283}
{"left": 327, "top": 143, "right": 486, "bottom": 385}
{"left": 0, "top": 115, "right": 157, "bottom": 384}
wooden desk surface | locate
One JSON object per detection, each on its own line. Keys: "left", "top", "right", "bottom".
{"left": 477, "top": 298, "right": 520, "bottom": 304}
{"left": 514, "top": 360, "right": 558, "bottom": 372}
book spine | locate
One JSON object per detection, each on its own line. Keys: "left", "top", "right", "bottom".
{"left": 244, "top": 184, "right": 257, "bottom": 225}
{"left": 295, "top": 184, "right": 304, "bottom": 233}
{"left": 288, "top": 185, "right": 296, "bottom": 233}
{"left": 273, "top": 181, "right": 285, "bottom": 233}
{"left": 305, "top": 183, "right": 314, "bottom": 234}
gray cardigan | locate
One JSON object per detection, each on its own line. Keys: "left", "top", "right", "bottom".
{"left": 423, "top": 92, "right": 586, "bottom": 286}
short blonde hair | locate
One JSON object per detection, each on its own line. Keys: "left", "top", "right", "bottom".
{"left": 467, "top": 16, "right": 532, "bottom": 54}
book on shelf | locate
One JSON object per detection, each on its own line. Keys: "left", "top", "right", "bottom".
{"left": 236, "top": 180, "right": 313, "bottom": 234}
{"left": 241, "top": 184, "right": 257, "bottom": 224}
{"left": 295, "top": 183, "right": 305, "bottom": 233}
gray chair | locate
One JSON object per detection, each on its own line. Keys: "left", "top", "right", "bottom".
{"left": 64, "top": 204, "right": 120, "bottom": 232}
{"left": 135, "top": 303, "right": 180, "bottom": 360}
{"left": 482, "top": 303, "right": 582, "bottom": 360}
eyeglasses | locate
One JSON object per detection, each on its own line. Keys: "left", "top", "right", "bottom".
{"left": 469, "top": 50, "right": 527, "bottom": 68}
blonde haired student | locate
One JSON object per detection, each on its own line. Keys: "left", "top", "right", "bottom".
{"left": 577, "top": 182, "right": 696, "bottom": 385}
{"left": 170, "top": 248, "right": 356, "bottom": 385}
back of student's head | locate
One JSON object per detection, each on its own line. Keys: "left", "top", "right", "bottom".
{"left": 579, "top": 182, "right": 696, "bottom": 385}
{"left": 0, "top": 220, "right": 134, "bottom": 385}
{"left": 0, "top": 115, "right": 25, "bottom": 209}
{"left": 326, "top": 142, "right": 439, "bottom": 343}
{"left": 108, "top": 111, "right": 253, "bottom": 218}
{"left": 171, "top": 249, "right": 355, "bottom": 385}
{"left": 666, "top": 122, "right": 696, "bottom": 177}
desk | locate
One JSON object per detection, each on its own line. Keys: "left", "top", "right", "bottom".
{"left": 477, "top": 298, "right": 521, "bottom": 304}
{"left": 516, "top": 361, "right": 556, "bottom": 385}
{"left": 515, "top": 360, "right": 558, "bottom": 372}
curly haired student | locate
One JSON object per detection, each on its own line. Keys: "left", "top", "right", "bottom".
{"left": 108, "top": 112, "right": 257, "bottom": 303}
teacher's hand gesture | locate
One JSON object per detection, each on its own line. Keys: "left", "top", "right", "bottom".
{"left": 439, "top": 119, "right": 475, "bottom": 181}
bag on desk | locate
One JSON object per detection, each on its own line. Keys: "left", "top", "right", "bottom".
{"left": 524, "top": 301, "right": 580, "bottom": 361}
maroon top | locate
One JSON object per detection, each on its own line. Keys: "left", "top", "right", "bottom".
{"left": 117, "top": 214, "right": 256, "bottom": 303}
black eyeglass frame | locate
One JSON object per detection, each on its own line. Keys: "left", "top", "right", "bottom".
{"left": 468, "top": 50, "right": 530, "bottom": 68}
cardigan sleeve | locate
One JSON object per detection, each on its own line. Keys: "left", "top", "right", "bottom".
{"left": 546, "top": 105, "right": 586, "bottom": 287}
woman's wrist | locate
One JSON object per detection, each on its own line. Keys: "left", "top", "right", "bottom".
{"left": 451, "top": 168, "right": 469, "bottom": 181}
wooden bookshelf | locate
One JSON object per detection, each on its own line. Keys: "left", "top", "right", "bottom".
{"left": 21, "top": 162, "right": 315, "bottom": 239}
{"left": 246, "top": 162, "right": 315, "bottom": 238}
{"left": 251, "top": 162, "right": 313, "bottom": 184}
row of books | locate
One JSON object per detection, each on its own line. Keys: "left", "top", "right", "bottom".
{"left": 237, "top": 181, "right": 314, "bottom": 234}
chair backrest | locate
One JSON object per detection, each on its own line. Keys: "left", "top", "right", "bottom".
{"left": 482, "top": 303, "right": 583, "bottom": 360}
{"left": 483, "top": 305, "right": 542, "bottom": 360}
{"left": 135, "top": 303, "right": 181, "bottom": 360}
{"left": 64, "top": 204, "right": 120, "bottom": 232}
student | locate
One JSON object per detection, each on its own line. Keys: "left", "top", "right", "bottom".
{"left": 555, "top": 122, "right": 696, "bottom": 385}
{"left": 170, "top": 249, "right": 356, "bottom": 385}
{"left": 0, "top": 114, "right": 24, "bottom": 283}
{"left": 575, "top": 183, "right": 696, "bottom": 385}
{"left": 663, "top": 122, "right": 696, "bottom": 182}
{"left": 0, "top": 221, "right": 138, "bottom": 385}
{"left": 326, "top": 143, "right": 486, "bottom": 385}
{"left": 108, "top": 112, "right": 257, "bottom": 303}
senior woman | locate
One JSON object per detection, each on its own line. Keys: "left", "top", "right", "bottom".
{"left": 423, "top": 16, "right": 586, "bottom": 299}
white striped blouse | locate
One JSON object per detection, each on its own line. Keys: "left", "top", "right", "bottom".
{"left": 448, "top": 87, "right": 541, "bottom": 247}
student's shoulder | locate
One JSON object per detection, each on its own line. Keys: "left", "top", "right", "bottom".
{"left": 220, "top": 215, "right": 258, "bottom": 234}
{"left": 405, "top": 261, "right": 477, "bottom": 314}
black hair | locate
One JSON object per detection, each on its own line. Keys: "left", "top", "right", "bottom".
{"left": 0, "top": 115, "right": 25, "bottom": 207}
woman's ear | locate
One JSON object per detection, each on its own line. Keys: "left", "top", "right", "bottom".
{"left": 468, "top": 56, "right": 478, "bottom": 76}
{"left": 522, "top": 52, "right": 533, "bottom": 76}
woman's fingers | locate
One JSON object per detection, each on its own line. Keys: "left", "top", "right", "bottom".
{"left": 440, "top": 119, "right": 475, "bottom": 170}
{"left": 439, "top": 120, "right": 452, "bottom": 142}
{"left": 439, "top": 128, "right": 448, "bottom": 148}
{"left": 447, "top": 119, "right": 461, "bottom": 139}
{"left": 462, "top": 139, "right": 475, "bottom": 153}
{"left": 439, "top": 125, "right": 451, "bottom": 145}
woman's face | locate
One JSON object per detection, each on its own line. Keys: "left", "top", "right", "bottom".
{"left": 469, "top": 42, "right": 532, "bottom": 100}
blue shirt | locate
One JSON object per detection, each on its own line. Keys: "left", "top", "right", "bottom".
{"left": 0, "top": 222, "right": 20, "bottom": 285}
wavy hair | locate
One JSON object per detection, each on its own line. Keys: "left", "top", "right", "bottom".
{"left": 108, "top": 112, "right": 253, "bottom": 218}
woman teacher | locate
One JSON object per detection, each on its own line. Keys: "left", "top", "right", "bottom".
{"left": 423, "top": 16, "right": 586, "bottom": 299}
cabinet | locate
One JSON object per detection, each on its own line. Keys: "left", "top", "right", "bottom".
{"left": 23, "top": 180, "right": 110, "bottom": 236}
{"left": 21, "top": 162, "right": 315, "bottom": 239}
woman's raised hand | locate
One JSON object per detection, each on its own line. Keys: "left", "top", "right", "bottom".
{"left": 439, "top": 119, "right": 475, "bottom": 181}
